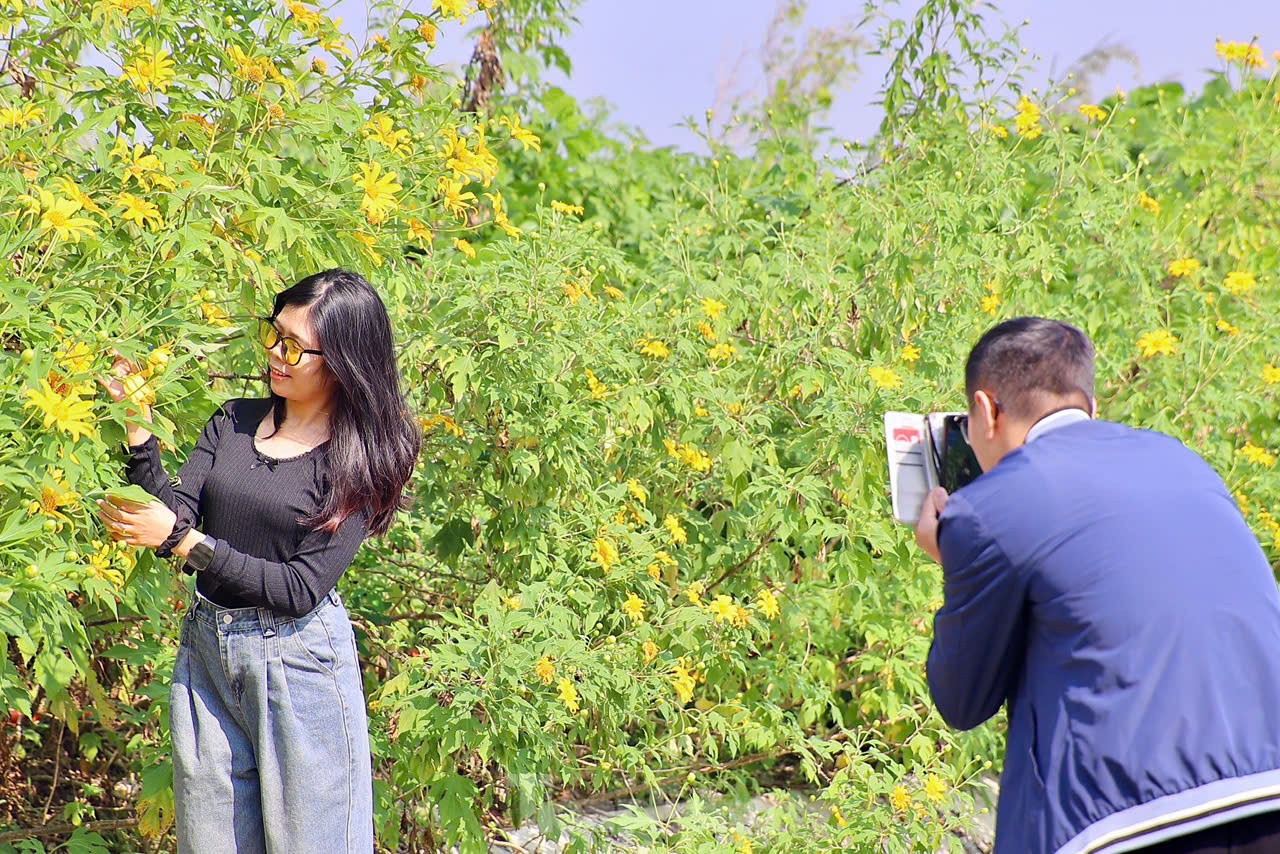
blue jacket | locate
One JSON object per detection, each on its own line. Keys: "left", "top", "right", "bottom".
{"left": 930, "top": 417, "right": 1280, "bottom": 853}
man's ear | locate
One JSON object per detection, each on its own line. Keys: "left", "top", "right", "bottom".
{"left": 974, "top": 390, "right": 999, "bottom": 438}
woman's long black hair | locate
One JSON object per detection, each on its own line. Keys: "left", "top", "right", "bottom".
{"left": 263, "top": 268, "right": 420, "bottom": 536}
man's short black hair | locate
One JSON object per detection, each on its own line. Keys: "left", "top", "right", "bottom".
{"left": 965, "top": 317, "right": 1095, "bottom": 421}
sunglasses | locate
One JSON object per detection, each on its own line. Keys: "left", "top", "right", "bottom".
{"left": 257, "top": 317, "right": 324, "bottom": 366}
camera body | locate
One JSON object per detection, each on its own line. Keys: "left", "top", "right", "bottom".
{"left": 884, "top": 411, "right": 983, "bottom": 525}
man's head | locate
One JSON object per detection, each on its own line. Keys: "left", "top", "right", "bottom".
{"left": 964, "top": 317, "right": 1096, "bottom": 471}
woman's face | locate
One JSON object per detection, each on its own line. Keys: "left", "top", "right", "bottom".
{"left": 265, "top": 303, "right": 334, "bottom": 406}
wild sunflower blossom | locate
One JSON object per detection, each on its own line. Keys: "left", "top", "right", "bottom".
{"left": 352, "top": 161, "right": 402, "bottom": 225}
{"left": 1223, "top": 270, "right": 1256, "bottom": 296}
{"left": 1136, "top": 192, "right": 1161, "bottom": 215}
{"left": 121, "top": 44, "right": 175, "bottom": 94}
{"left": 1216, "top": 39, "right": 1267, "bottom": 69}
{"left": 115, "top": 192, "right": 163, "bottom": 231}
{"left": 663, "top": 514, "right": 688, "bottom": 545}
{"left": 981, "top": 292, "right": 1001, "bottom": 315}
{"left": 671, "top": 659, "right": 697, "bottom": 704}
{"left": 900, "top": 343, "right": 921, "bottom": 363}
{"left": 591, "top": 536, "right": 618, "bottom": 572}
{"left": 1167, "top": 257, "right": 1200, "bottom": 278}
{"left": 891, "top": 785, "right": 912, "bottom": 812}
{"left": 362, "top": 115, "right": 411, "bottom": 156}
{"left": 641, "top": 640, "right": 660, "bottom": 665}
{"left": 637, "top": 338, "right": 670, "bottom": 359}
{"left": 868, "top": 365, "right": 902, "bottom": 390}
{"left": 923, "top": 775, "right": 948, "bottom": 803}
{"left": 1014, "top": 96, "right": 1042, "bottom": 140}
{"left": 31, "top": 189, "right": 98, "bottom": 243}
{"left": 1078, "top": 104, "right": 1108, "bottom": 123}
{"left": 706, "top": 341, "right": 736, "bottom": 362}
{"left": 453, "top": 238, "right": 475, "bottom": 259}
{"left": 1263, "top": 365, "right": 1280, "bottom": 385}
{"left": 622, "top": 593, "right": 645, "bottom": 624}
{"left": 756, "top": 587, "right": 780, "bottom": 620}
{"left": 23, "top": 379, "right": 97, "bottom": 442}
{"left": 533, "top": 656, "right": 555, "bottom": 685}
{"left": 1239, "top": 442, "right": 1276, "bottom": 468}
{"left": 438, "top": 176, "right": 476, "bottom": 220}
{"left": 498, "top": 115, "right": 541, "bottom": 152}
{"left": 550, "top": 200, "right": 585, "bottom": 217}
{"left": 1136, "top": 329, "right": 1178, "bottom": 358}
{"left": 0, "top": 102, "right": 43, "bottom": 129}
{"left": 556, "top": 678, "right": 580, "bottom": 714}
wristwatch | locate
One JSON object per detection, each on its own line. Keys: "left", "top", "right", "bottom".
{"left": 186, "top": 535, "right": 218, "bottom": 573}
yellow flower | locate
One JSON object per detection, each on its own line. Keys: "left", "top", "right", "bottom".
{"left": 684, "top": 581, "right": 705, "bottom": 606}
{"left": 592, "top": 536, "right": 618, "bottom": 572}
{"left": 285, "top": 0, "right": 325, "bottom": 33}
{"left": 115, "top": 192, "right": 163, "bottom": 231}
{"left": 362, "top": 115, "right": 412, "bottom": 156}
{"left": 923, "top": 774, "right": 947, "bottom": 803}
{"left": 756, "top": 587, "right": 780, "bottom": 620}
{"left": 637, "top": 338, "right": 670, "bottom": 359}
{"left": 556, "top": 678, "right": 580, "bottom": 713}
{"left": 117, "top": 143, "right": 175, "bottom": 192}
{"left": 698, "top": 321, "right": 718, "bottom": 342}
{"left": 502, "top": 595, "right": 521, "bottom": 610}
{"left": 1263, "top": 365, "right": 1280, "bottom": 385}
{"left": 228, "top": 45, "right": 274, "bottom": 86}
{"left": 584, "top": 369, "right": 609, "bottom": 400}
{"left": 706, "top": 599, "right": 737, "bottom": 624}
{"left": 352, "top": 161, "right": 402, "bottom": 226}
{"left": 701, "top": 297, "right": 727, "bottom": 319}
{"left": 664, "top": 514, "right": 688, "bottom": 545}
{"left": 319, "top": 33, "right": 352, "bottom": 58}
{"left": 56, "top": 339, "right": 94, "bottom": 375}
{"left": 664, "top": 439, "right": 712, "bottom": 472}
{"left": 646, "top": 563, "right": 662, "bottom": 581}
{"left": 1216, "top": 39, "right": 1268, "bottom": 69}
{"left": 671, "top": 659, "right": 697, "bottom": 704}
{"left": 434, "top": 0, "right": 474, "bottom": 21}
{"left": 900, "top": 343, "right": 921, "bottom": 363}
{"left": 1167, "top": 257, "right": 1200, "bottom": 278}
{"left": 982, "top": 122, "right": 1009, "bottom": 139}
{"left": 498, "top": 114, "right": 541, "bottom": 152}
{"left": 1078, "top": 104, "right": 1108, "bottom": 123}
{"left": 868, "top": 365, "right": 902, "bottom": 390}
{"left": 551, "top": 199, "right": 585, "bottom": 216}
{"left": 310, "top": 57, "right": 328, "bottom": 74}
{"left": 981, "top": 293, "right": 1001, "bottom": 315}
{"left": 1136, "top": 329, "right": 1178, "bottom": 358}
{"left": 1216, "top": 319, "right": 1240, "bottom": 336}
{"left": 604, "top": 285, "right": 623, "bottom": 300}
{"left": 352, "top": 231, "right": 382, "bottom": 266}
{"left": 732, "top": 831, "right": 754, "bottom": 854}
{"left": 485, "top": 191, "right": 521, "bottom": 238}
{"left": 890, "top": 784, "right": 912, "bottom": 812}
{"left": 200, "top": 302, "right": 233, "bottom": 328}
{"left": 439, "top": 126, "right": 498, "bottom": 186}
{"left": 438, "top": 176, "right": 477, "bottom": 220}
{"left": 1238, "top": 442, "right": 1275, "bottom": 468}
{"left": 622, "top": 593, "right": 645, "bottom": 624}
{"left": 36, "top": 190, "right": 98, "bottom": 243}
{"left": 1136, "top": 192, "right": 1161, "bottom": 215}
{"left": 23, "top": 379, "right": 97, "bottom": 442}
{"left": 626, "top": 479, "right": 648, "bottom": 504}
{"left": 31, "top": 470, "right": 80, "bottom": 521}
{"left": 0, "top": 102, "right": 43, "bottom": 129}
{"left": 417, "top": 19, "right": 438, "bottom": 46}
{"left": 706, "top": 341, "right": 736, "bottom": 362}
{"left": 420, "top": 413, "right": 464, "bottom": 438}
{"left": 534, "top": 656, "right": 555, "bottom": 685}
{"left": 831, "top": 805, "right": 847, "bottom": 828}
{"left": 642, "top": 639, "right": 660, "bottom": 665}
{"left": 453, "top": 238, "right": 475, "bottom": 259}
{"left": 121, "top": 44, "right": 176, "bottom": 94}
{"left": 407, "top": 218, "right": 431, "bottom": 243}
{"left": 1223, "top": 270, "right": 1256, "bottom": 296}
{"left": 1014, "top": 96, "right": 1042, "bottom": 140}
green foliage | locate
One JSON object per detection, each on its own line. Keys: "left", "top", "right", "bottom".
{"left": 1, "top": 0, "right": 1278, "bottom": 851}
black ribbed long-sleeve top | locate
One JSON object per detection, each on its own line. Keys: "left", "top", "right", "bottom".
{"left": 123, "top": 397, "right": 370, "bottom": 618}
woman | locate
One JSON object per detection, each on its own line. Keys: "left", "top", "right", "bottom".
{"left": 96, "top": 269, "right": 420, "bottom": 853}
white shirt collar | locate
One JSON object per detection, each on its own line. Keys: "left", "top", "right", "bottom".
{"left": 1025, "top": 408, "right": 1092, "bottom": 444}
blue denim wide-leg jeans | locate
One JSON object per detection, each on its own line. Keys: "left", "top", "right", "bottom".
{"left": 169, "top": 589, "right": 374, "bottom": 853}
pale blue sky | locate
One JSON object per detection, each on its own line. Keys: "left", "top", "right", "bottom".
{"left": 331, "top": 1, "right": 1280, "bottom": 150}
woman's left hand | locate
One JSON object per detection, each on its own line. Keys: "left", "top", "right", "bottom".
{"left": 96, "top": 498, "right": 177, "bottom": 549}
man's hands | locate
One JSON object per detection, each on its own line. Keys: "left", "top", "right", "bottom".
{"left": 96, "top": 497, "right": 177, "bottom": 550}
{"left": 915, "top": 486, "right": 950, "bottom": 564}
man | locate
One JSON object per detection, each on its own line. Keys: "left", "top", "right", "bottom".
{"left": 915, "top": 317, "right": 1280, "bottom": 854}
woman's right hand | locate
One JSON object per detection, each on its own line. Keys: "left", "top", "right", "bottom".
{"left": 99, "top": 348, "right": 155, "bottom": 441}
